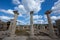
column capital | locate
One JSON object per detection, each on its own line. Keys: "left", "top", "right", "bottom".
{"left": 45, "top": 10, "right": 52, "bottom": 15}
{"left": 30, "top": 11, "right": 34, "bottom": 14}
{"left": 13, "top": 11, "right": 19, "bottom": 15}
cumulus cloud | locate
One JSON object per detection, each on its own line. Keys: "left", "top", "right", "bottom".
{"left": 33, "top": 15, "right": 43, "bottom": 24}
{"left": 22, "top": 0, "right": 44, "bottom": 13}
{"left": 23, "top": 15, "right": 43, "bottom": 24}
{"left": 51, "top": 0, "right": 60, "bottom": 14}
{"left": 13, "top": 0, "right": 44, "bottom": 13}
{"left": 34, "top": 15, "right": 48, "bottom": 24}
{"left": 0, "top": 9, "right": 24, "bottom": 17}
{"left": 51, "top": 16, "right": 60, "bottom": 23}
{"left": 12, "top": 0, "right": 20, "bottom": 5}
{"left": 17, "top": 20, "right": 26, "bottom": 25}
{"left": 33, "top": 15, "right": 43, "bottom": 19}
{"left": 0, "top": 0, "right": 45, "bottom": 25}
{"left": 33, "top": 15, "right": 60, "bottom": 24}
{"left": 0, "top": 16, "right": 13, "bottom": 21}
{"left": 51, "top": 16, "right": 60, "bottom": 20}
{"left": 26, "top": 15, "right": 46, "bottom": 24}
{"left": 14, "top": 5, "right": 27, "bottom": 14}
{"left": 2, "top": 0, "right": 60, "bottom": 25}
{"left": 12, "top": 0, "right": 45, "bottom": 25}
{"left": 34, "top": 19, "right": 44, "bottom": 24}
{"left": 0, "top": 15, "right": 26, "bottom": 25}
{"left": 51, "top": 0, "right": 60, "bottom": 23}
{"left": 0, "top": 9, "right": 14, "bottom": 14}
{"left": 13, "top": 0, "right": 44, "bottom": 19}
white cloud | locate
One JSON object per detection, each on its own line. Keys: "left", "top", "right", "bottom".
{"left": 34, "top": 19, "right": 44, "bottom": 24}
{"left": 12, "top": 0, "right": 45, "bottom": 24}
{"left": 0, "top": 9, "right": 14, "bottom": 14}
{"left": 0, "top": 15, "right": 26, "bottom": 25}
{"left": 0, "top": 9, "right": 23, "bottom": 17}
{"left": 33, "top": 15, "right": 46, "bottom": 24}
{"left": 51, "top": 16, "right": 60, "bottom": 20}
{"left": 14, "top": 5, "right": 28, "bottom": 17}
{"left": 46, "top": 0, "right": 60, "bottom": 23}
{"left": 12, "top": 0, "right": 20, "bottom": 5}
{"left": 17, "top": 20, "right": 24, "bottom": 23}
{"left": 23, "top": 15, "right": 47, "bottom": 24}
{"left": 23, "top": 15, "right": 43, "bottom": 24}
{"left": 18, "top": 13, "right": 23, "bottom": 17}
{"left": 0, "top": 15, "right": 59, "bottom": 25}
{"left": 22, "top": 0, "right": 44, "bottom": 13}
{"left": 0, "top": 16, "right": 13, "bottom": 21}
{"left": 52, "top": 0, "right": 60, "bottom": 14}
{"left": 17, "top": 20, "right": 27, "bottom": 25}
{"left": 33, "top": 15, "right": 60, "bottom": 24}
{"left": 13, "top": 0, "right": 44, "bottom": 21}
{"left": 51, "top": 16, "right": 57, "bottom": 20}
{"left": 14, "top": 5, "right": 27, "bottom": 14}
{"left": 13, "top": 0, "right": 44, "bottom": 13}
{"left": 33, "top": 15, "right": 43, "bottom": 20}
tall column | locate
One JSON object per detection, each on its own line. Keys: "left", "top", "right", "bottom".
{"left": 30, "top": 11, "right": 34, "bottom": 37}
{"left": 10, "top": 11, "right": 19, "bottom": 36}
{"left": 45, "top": 10, "right": 57, "bottom": 38}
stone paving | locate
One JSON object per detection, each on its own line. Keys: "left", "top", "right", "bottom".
{"left": 2, "top": 36, "right": 60, "bottom": 40}
{"left": 0, "top": 31, "right": 60, "bottom": 40}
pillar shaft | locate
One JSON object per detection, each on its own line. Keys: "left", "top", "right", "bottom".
{"left": 46, "top": 13, "right": 57, "bottom": 38}
{"left": 30, "top": 11, "right": 34, "bottom": 37}
{"left": 11, "top": 14, "right": 18, "bottom": 36}
{"left": 46, "top": 14, "right": 55, "bottom": 34}
{"left": 45, "top": 10, "right": 58, "bottom": 38}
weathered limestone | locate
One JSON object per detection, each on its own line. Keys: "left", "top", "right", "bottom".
{"left": 30, "top": 11, "right": 34, "bottom": 37}
{"left": 8, "top": 19, "right": 14, "bottom": 35}
{"left": 45, "top": 10, "right": 57, "bottom": 38}
{"left": 10, "top": 11, "right": 19, "bottom": 36}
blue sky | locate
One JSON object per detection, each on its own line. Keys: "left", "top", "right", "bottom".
{"left": 0, "top": 0, "right": 60, "bottom": 25}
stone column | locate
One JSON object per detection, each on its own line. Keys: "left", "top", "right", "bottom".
{"left": 45, "top": 10, "right": 57, "bottom": 38}
{"left": 30, "top": 11, "right": 34, "bottom": 37}
{"left": 10, "top": 11, "right": 19, "bottom": 36}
